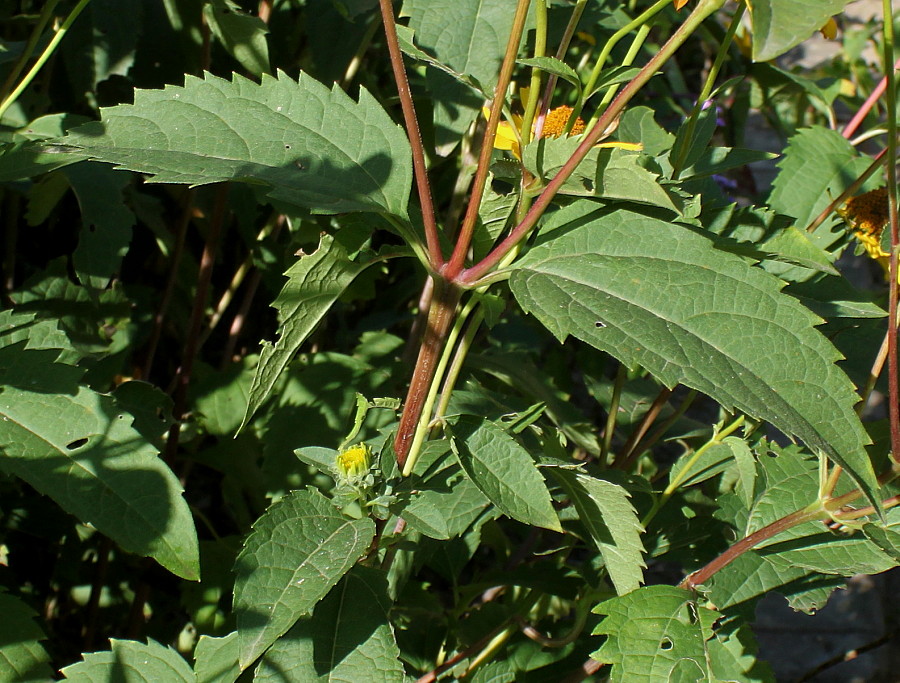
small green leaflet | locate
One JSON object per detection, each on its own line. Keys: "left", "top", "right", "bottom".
{"left": 52, "top": 71, "right": 412, "bottom": 217}
{"left": 509, "top": 201, "right": 880, "bottom": 510}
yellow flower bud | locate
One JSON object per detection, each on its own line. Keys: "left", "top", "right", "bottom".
{"left": 336, "top": 444, "right": 371, "bottom": 479}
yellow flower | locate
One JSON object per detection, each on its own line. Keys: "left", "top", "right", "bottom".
{"left": 336, "top": 443, "right": 371, "bottom": 479}
{"left": 485, "top": 103, "right": 641, "bottom": 159}
{"left": 837, "top": 187, "right": 891, "bottom": 275}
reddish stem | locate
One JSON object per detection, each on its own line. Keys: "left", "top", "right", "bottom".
{"left": 842, "top": 56, "right": 900, "bottom": 140}
{"left": 377, "top": 0, "right": 443, "bottom": 269}
{"left": 393, "top": 281, "right": 461, "bottom": 468}
{"left": 444, "top": 0, "right": 532, "bottom": 278}
{"left": 679, "top": 505, "right": 821, "bottom": 590}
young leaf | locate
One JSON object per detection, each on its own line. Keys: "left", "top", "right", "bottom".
{"left": 233, "top": 488, "right": 375, "bottom": 668}
{"left": 509, "top": 201, "right": 880, "bottom": 509}
{"left": 240, "top": 233, "right": 373, "bottom": 430}
{"left": 449, "top": 415, "right": 561, "bottom": 532}
{"left": 0, "top": 592, "right": 53, "bottom": 683}
{"left": 551, "top": 469, "right": 646, "bottom": 595}
{"left": 53, "top": 71, "right": 412, "bottom": 217}
{"left": 193, "top": 632, "right": 240, "bottom": 683}
{"left": 517, "top": 56, "right": 581, "bottom": 93}
{"left": 748, "top": 0, "right": 851, "bottom": 62}
{"left": 592, "top": 585, "right": 719, "bottom": 682}
{"left": 255, "top": 566, "right": 405, "bottom": 682}
{"left": 0, "top": 344, "right": 200, "bottom": 580}
{"left": 61, "top": 639, "right": 194, "bottom": 681}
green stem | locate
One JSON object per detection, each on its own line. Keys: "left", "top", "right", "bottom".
{"left": 671, "top": 1, "right": 744, "bottom": 177}
{"left": 402, "top": 292, "right": 479, "bottom": 476}
{"left": 585, "top": 23, "right": 651, "bottom": 132}
{"left": 460, "top": 0, "right": 727, "bottom": 286}
{"left": 534, "top": 0, "right": 589, "bottom": 140}
{"left": 520, "top": 1, "right": 548, "bottom": 148}
{"left": 640, "top": 415, "right": 744, "bottom": 530}
{"left": 600, "top": 363, "right": 627, "bottom": 465}
{"left": 883, "top": 0, "right": 900, "bottom": 464}
{"left": 0, "top": 0, "right": 60, "bottom": 105}
{"left": 0, "top": 0, "right": 91, "bottom": 121}
{"left": 566, "top": 0, "right": 671, "bottom": 134}
{"left": 432, "top": 306, "right": 485, "bottom": 424}
{"left": 445, "top": 0, "right": 532, "bottom": 277}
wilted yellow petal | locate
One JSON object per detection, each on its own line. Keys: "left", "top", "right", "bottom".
{"left": 820, "top": 17, "right": 838, "bottom": 40}
{"left": 597, "top": 141, "right": 644, "bottom": 151}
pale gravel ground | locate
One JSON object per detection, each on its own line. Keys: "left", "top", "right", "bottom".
{"left": 747, "top": 3, "right": 900, "bottom": 681}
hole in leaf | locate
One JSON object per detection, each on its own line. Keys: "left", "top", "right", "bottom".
{"left": 595, "top": 321, "right": 605, "bottom": 328}
{"left": 660, "top": 637, "right": 673, "bottom": 651}
{"left": 285, "top": 144, "right": 291, "bottom": 150}
{"left": 66, "top": 437, "right": 88, "bottom": 450}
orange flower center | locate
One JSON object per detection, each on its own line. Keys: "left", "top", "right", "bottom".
{"left": 541, "top": 106, "right": 586, "bottom": 139}
{"left": 842, "top": 187, "right": 889, "bottom": 236}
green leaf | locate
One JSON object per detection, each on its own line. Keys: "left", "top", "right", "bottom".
{"left": 61, "top": 639, "right": 195, "bottom": 682}
{"left": 518, "top": 56, "right": 581, "bottom": 92}
{"left": 523, "top": 141, "right": 678, "bottom": 211}
{"left": 401, "top": 0, "right": 520, "bottom": 88}
{"left": 748, "top": 0, "right": 850, "bottom": 62}
{"left": 680, "top": 147, "right": 778, "bottom": 181}
{"left": 65, "top": 162, "right": 136, "bottom": 292}
{"left": 0, "top": 141, "right": 85, "bottom": 181}
{"left": 0, "top": 592, "right": 52, "bottom": 683}
{"left": 233, "top": 488, "right": 375, "bottom": 668}
{"left": 551, "top": 469, "right": 645, "bottom": 595}
{"left": 509, "top": 201, "right": 879, "bottom": 509}
{"left": 0, "top": 344, "right": 200, "bottom": 580}
{"left": 592, "top": 585, "right": 719, "bottom": 682}
{"left": 255, "top": 566, "right": 405, "bottom": 682}
{"left": 615, "top": 106, "right": 674, "bottom": 157}
{"left": 399, "top": 444, "right": 493, "bottom": 540}
{"left": 203, "top": 0, "right": 270, "bottom": 77}
{"left": 194, "top": 633, "right": 240, "bottom": 683}
{"left": 54, "top": 71, "right": 411, "bottom": 217}
{"left": 448, "top": 415, "right": 561, "bottom": 532}
{"left": 707, "top": 624, "right": 775, "bottom": 683}
{"left": 769, "top": 126, "right": 871, "bottom": 231}
{"left": 240, "top": 234, "right": 371, "bottom": 430}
